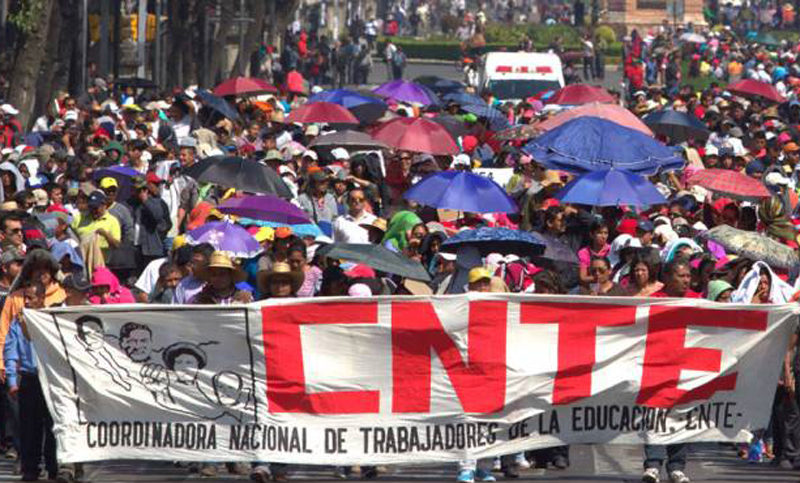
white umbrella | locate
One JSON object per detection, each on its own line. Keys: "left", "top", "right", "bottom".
{"left": 680, "top": 32, "right": 706, "bottom": 44}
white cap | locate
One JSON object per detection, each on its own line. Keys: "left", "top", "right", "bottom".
{"left": 1, "top": 104, "right": 19, "bottom": 115}
{"left": 331, "top": 147, "right": 350, "bottom": 160}
{"left": 303, "top": 150, "right": 319, "bottom": 160}
{"left": 276, "top": 131, "right": 293, "bottom": 150}
{"left": 438, "top": 252, "right": 457, "bottom": 261}
{"left": 178, "top": 137, "right": 197, "bottom": 148}
{"left": 278, "top": 165, "right": 297, "bottom": 177}
{"left": 705, "top": 145, "right": 719, "bottom": 156}
{"left": 765, "top": 172, "right": 790, "bottom": 186}
{"left": 64, "top": 110, "right": 78, "bottom": 122}
{"left": 452, "top": 153, "right": 471, "bottom": 166}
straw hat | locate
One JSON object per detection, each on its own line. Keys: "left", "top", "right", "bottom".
{"left": 257, "top": 261, "right": 304, "bottom": 294}
{"left": 196, "top": 251, "right": 247, "bottom": 283}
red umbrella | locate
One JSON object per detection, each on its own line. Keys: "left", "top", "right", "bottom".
{"left": 687, "top": 168, "right": 771, "bottom": 201}
{"left": 285, "top": 102, "right": 359, "bottom": 124}
{"left": 536, "top": 102, "right": 653, "bottom": 136}
{"left": 213, "top": 77, "right": 278, "bottom": 97}
{"left": 727, "top": 79, "right": 786, "bottom": 103}
{"left": 371, "top": 117, "right": 459, "bottom": 155}
{"left": 547, "top": 84, "right": 615, "bottom": 105}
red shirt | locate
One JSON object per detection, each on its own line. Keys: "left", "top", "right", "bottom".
{"left": 649, "top": 289, "right": 701, "bottom": 298}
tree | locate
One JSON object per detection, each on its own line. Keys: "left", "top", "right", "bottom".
{"left": 230, "top": 0, "right": 266, "bottom": 77}
{"left": 6, "top": 0, "right": 54, "bottom": 129}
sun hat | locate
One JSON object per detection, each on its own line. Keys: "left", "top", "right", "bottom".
{"left": 196, "top": 251, "right": 247, "bottom": 283}
{"left": 257, "top": 261, "right": 304, "bottom": 294}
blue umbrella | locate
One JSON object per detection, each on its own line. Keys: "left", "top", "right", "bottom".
{"left": 461, "top": 103, "right": 510, "bottom": 130}
{"left": 414, "top": 76, "right": 465, "bottom": 94}
{"left": 441, "top": 227, "right": 545, "bottom": 257}
{"left": 443, "top": 91, "right": 486, "bottom": 106}
{"left": 238, "top": 219, "right": 324, "bottom": 238}
{"left": 642, "top": 109, "right": 710, "bottom": 143}
{"left": 524, "top": 116, "right": 685, "bottom": 175}
{"left": 196, "top": 89, "right": 240, "bottom": 121}
{"left": 404, "top": 171, "right": 518, "bottom": 213}
{"left": 555, "top": 169, "right": 667, "bottom": 207}
{"left": 308, "top": 88, "right": 385, "bottom": 109}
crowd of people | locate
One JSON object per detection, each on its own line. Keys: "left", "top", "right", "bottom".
{"left": 1, "top": 7, "right": 800, "bottom": 483}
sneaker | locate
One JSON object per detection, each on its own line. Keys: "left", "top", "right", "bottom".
{"left": 200, "top": 464, "right": 217, "bottom": 478}
{"left": 333, "top": 467, "right": 348, "bottom": 479}
{"left": 5, "top": 447, "right": 18, "bottom": 460}
{"left": 250, "top": 466, "right": 271, "bottom": 483}
{"left": 456, "top": 469, "right": 475, "bottom": 483}
{"left": 552, "top": 455, "right": 569, "bottom": 470}
{"left": 642, "top": 468, "right": 660, "bottom": 483}
{"left": 515, "top": 454, "right": 530, "bottom": 470}
{"left": 475, "top": 469, "right": 496, "bottom": 482}
{"left": 227, "top": 462, "right": 249, "bottom": 475}
{"left": 668, "top": 470, "right": 690, "bottom": 483}
{"left": 55, "top": 469, "right": 74, "bottom": 483}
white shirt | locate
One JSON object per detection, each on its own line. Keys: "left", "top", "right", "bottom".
{"left": 333, "top": 211, "right": 377, "bottom": 243}
{"left": 135, "top": 257, "right": 168, "bottom": 295}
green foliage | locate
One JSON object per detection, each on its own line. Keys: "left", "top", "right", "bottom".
{"left": 595, "top": 25, "right": 616, "bottom": 44}
{"left": 439, "top": 14, "right": 462, "bottom": 36}
{"left": 7, "top": 0, "right": 47, "bottom": 34}
{"left": 770, "top": 30, "right": 800, "bottom": 43}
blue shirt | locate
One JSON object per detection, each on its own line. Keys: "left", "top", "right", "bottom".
{"left": 3, "top": 318, "right": 37, "bottom": 387}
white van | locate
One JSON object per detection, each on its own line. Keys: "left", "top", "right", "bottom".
{"left": 479, "top": 52, "right": 565, "bottom": 102}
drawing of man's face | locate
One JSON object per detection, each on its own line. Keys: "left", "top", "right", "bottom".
{"left": 214, "top": 371, "right": 243, "bottom": 407}
{"left": 121, "top": 328, "right": 152, "bottom": 362}
{"left": 173, "top": 353, "right": 200, "bottom": 384}
{"left": 79, "top": 321, "right": 104, "bottom": 350}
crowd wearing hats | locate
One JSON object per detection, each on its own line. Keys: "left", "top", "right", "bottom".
{"left": 4, "top": 9, "right": 800, "bottom": 483}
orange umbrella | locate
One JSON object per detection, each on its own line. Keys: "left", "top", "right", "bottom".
{"left": 536, "top": 103, "right": 653, "bottom": 136}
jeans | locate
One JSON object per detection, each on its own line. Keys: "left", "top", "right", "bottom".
{"left": 644, "top": 444, "right": 687, "bottom": 473}
{"left": 18, "top": 373, "right": 57, "bottom": 476}
{"left": 773, "top": 384, "right": 800, "bottom": 463}
{"left": 0, "top": 381, "right": 19, "bottom": 451}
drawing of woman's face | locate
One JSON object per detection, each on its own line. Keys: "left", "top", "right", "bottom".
{"left": 173, "top": 353, "right": 200, "bottom": 384}
{"left": 80, "top": 321, "right": 104, "bottom": 350}
{"left": 214, "top": 372, "right": 243, "bottom": 407}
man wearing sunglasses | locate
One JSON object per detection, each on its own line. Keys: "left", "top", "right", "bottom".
{"left": 0, "top": 213, "right": 24, "bottom": 256}
{"left": 332, "top": 187, "right": 377, "bottom": 243}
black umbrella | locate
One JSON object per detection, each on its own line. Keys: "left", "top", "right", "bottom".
{"left": 309, "top": 130, "right": 388, "bottom": 151}
{"left": 317, "top": 243, "right": 431, "bottom": 281}
{"left": 441, "top": 228, "right": 545, "bottom": 257}
{"left": 431, "top": 115, "right": 480, "bottom": 138}
{"left": 533, "top": 232, "right": 580, "bottom": 264}
{"left": 349, "top": 103, "right": 388, "bottom": 125}
{"left": 195, "top": 89, "right": 240, "bottom": 121}
{"left": 414, "top": 76, "right": 465, "bottom": 95}
{"left": 643, "top": 109, "right": 710, "bottom": 144}
{"left": 183, "top": 156, "right": 291, "bottom": 198}
{"left": 115, "top": 77, "right": 158, "bottom": 89}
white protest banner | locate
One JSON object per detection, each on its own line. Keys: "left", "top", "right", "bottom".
{"left": 473, "top": 168, "right": 514, "bottom": 188}
{"left": 25, "top": 295, "right": 795, "bottom": 464}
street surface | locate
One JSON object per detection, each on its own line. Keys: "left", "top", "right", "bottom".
{"left": 367, "top": 61, "right": 625, "bottom": 94}
{"left": 1, "top": 444, "right": 796, "bottom": 482}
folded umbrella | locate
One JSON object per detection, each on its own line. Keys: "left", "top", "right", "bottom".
{"left": 687, "top": 168, "right": 771, "bottom": 201}
{"left": 372, "top": 80, "right": 439, "bottom": 105}
{"left": 727, "top": 79, "right": 786, "bottom": 104}
{"left": 441, "top": 227, "right": 545, "bottom": 257}
{"left": 371, "top": 117, "right": 459, "bottom": 155}
{"left": 700, "top": 225, "right": 799, "bottom": 270}
{"left": 317, "top": 243, "right": 431, "bottom": 281}
{"left": 186, "top": 221, "right": 263, "bottom": 259}
{"left": 218, "top": 195, "right": 310, "bottom": 224}
{"left": 183, "top": 155, "right": 292, "bottom": 198}
{"left": 195, "top": 89, "right": 240, "bottom": 121}
{"left": 404, "top": 170, "right": 518, "bottom": 213}
{"left": 285, "top": 101, "right": 359, "bottom": 124}
{"left": 643, "top": 109, "right": 710, "bottom": 143}
{"left": 555, "top": 169, "right": 667, "bottom": 207}
{"left": 547, "top": 84, "right": 615, "bottom": 105}
{"left": 535, "top": 102, "right": 653, "bottom": 136}
{"left": 524, "top": 116, "right": 685, "bottom": 175}
{"left": 213, "top": 76, "right": 278, "bottom": 97}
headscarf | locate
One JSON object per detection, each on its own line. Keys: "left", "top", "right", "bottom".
{"left": 706, "top": 280, "right": 733, "bottom": 301}
{"left": 382, "top": 210, "right": 422, "bottom": 251}
{"left": 731, "top": 261, "right": 794, "bottom": 303}
{"left": 661, "top": 237, "right": 703, "bottom": 263}
{"left": 758, "top": 196, "right": 796, "bottom": 243}
{"left": 88, "top": 267, "right": 135, "bottom": 304}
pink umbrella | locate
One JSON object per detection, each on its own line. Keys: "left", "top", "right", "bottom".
{"left": 536, "top": 102, "right": 654, "bottom": 136}
{"left": 547, "top": 84, "right": 615, "bottom": 105}
{"left": 727, "top": 79, "right": 786, "bottom": 104}
{"left": 285, "top": 102, "right": 358, "bottom": 124}
{"left": 213, "top": 77, "right": 278, "bottom": 97}
{"left": 371, "top": 117, "right": 459, "bottom": 155}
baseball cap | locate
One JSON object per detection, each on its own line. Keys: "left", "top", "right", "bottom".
{"left": 62, "top": 272, "right": 91, "bottom": 292}
{"left": 99, "top": 177, "right": 119, "bottom": 190}
{"left": 87, "top": 190, "right": 108, "bottom": 207}
{"left": 178, "top": 137, "right": 197, "bottom": 149}
{"left": 331, "top": 148, "right": 350, "bottom": 160}
{"left": 0, "top": 249, "right": 24, "bottom": 265}
{"left": 468, "top": 267, "right": 492, "bottom": 284}
{"left": 636, "top": 220, "right": 655, "bottom": 233}
{"left": 263, "top": 149, "right": 282, "bottom": 162}
{"left": 31, "top": 189, "right": 48, "bottom": 207}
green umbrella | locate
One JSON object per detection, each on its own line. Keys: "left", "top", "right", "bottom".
{"left": 754, "top": 32, "right": 780, "bottom": 47}
{"left": 700, "top": 225, "right": 799, "bottom": 270}
{"left": 317, "top": 243, "right": 431, "bottom": 281}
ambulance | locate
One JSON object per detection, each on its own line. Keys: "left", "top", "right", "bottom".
{"left": 479, "top": 52, "right": 565, "bottom": 102}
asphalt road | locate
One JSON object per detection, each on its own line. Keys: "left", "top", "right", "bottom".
{"left": 366, "top": 60, "right": 625, "bottom": 93}
{"left": 1, "top": 444, "right": 797, "bottom": 482}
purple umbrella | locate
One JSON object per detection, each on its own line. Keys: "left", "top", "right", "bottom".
{"left": 372, "top": 80, "right": 439, "bottom": 105}
{"left": 218, "top": 195, "right": 311, "bottom": 225}
{"left": 186, "top": 221, "right": 262, "bottom": 259}
{"left": 93, "top": 165, "right": 141, "bottom": 202}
